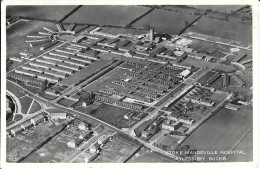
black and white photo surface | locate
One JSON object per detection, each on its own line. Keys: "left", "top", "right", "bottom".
{"left": 2, "top": 1, "right": 257, "bottom": 167}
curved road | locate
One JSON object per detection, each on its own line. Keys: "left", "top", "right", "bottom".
{"left": 6, "top": 90, "right": 22, "bottom": 114}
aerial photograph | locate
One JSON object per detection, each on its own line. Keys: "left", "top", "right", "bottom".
{"left": 5, "top": 4, "right": 253, "bottom": 163}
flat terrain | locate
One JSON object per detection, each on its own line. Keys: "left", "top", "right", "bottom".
{"left": 132, "top": 8, "right": 199, "bottom": 35}
{"left": 7, "top": 5, "right": 78, "bottom": 21}
{"left": 186, "top": 17, "right": 252, "bottom": 46}
{"left": 190, "top": 5, "right": 244, "bottom": 13}
{"left": 83, "top": 67, "right": 130, "bottom": 93}
{"left": 226, "top": 129, "right": 253, "bottom": 162}
{"left": 93, "top": 133, "right": 141, "bottom": 163}
{"left": 19, "top": 96, "right": 33, "bottom": 114}
{"left": 59, "top": 59, "right": 112, "bottom": 86}
{"left": 6, "top": 20, "right": 61, "bottom": 72}
{"left": 63, "top": 5, "right": 151, "bottom": 27}
{"left": 128, "top": 147, "right": 175, "bottom": 163}
{"left": 89, "top": 103, "right": 131, "bottom": 129}
{"left": 7, "top": 81, "right": 25, "bottom": 98}
{"left": 28, "top": 100, "right": 41, "bottom": 114}
{"left": 180, "top": 106, "right": 252, "bottom": 161}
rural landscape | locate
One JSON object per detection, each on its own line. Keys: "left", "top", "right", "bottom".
{"left": 5, "top": 5, "right": 253, "bottom": 163}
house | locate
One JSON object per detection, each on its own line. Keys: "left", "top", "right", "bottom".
{"left": 84, "top": 152, "right": 98, "bottom": 163}
{"left": 124, "top": 111, "right": 136, "bottom": 120}
{"left": 146, "top": 125, "right": 160, "bottom": 135}
{"left": 79, "top": 130, "right": 92, "bottom": 140}
{"left": 152, "top": 117, "right": 165, "bottom": 126}
{"left": 141, "top": 131, "right": 151, "bottom": 139}
{"left": 225, "top": 103, "right": 241, "bottom": 111}
{"left": 21, "top": 121, "right": 33, "bottom": 130}
{"left": 89, "top": 144, "right": 99, "bottom": 153}
{"left": 132, "top": 112, "right": 147, "bottom": 121}
{"left": 179, "top": 116, "right": 195, "bottom": 125}
{"left": 168, "top": 113, "right": 179, "bottom": 121}
{"left": 67, "top": 138, "right": 82, "bottom": 148}
{"left": 10, "top": 126, "right": 23, "bottom": 136}
{"left": 31, "top": 114, "right": 44, "bottom": 125}
{"left": 177, "top": 126, "right": 189, "bottom": 133}
{"left": 50, "top": 113, "right": 67, "bottom": 119}
{"left": 180, "top": 69, "right": 191, "bottom": 78}
{"left": 162, "top": 120, "right": 182, "bottom": 131}
{"left": 78, "top": 122, "right": 89, "bottom": 131}
{"left": 97, "top": 135, "right": 110, "bottom": 145}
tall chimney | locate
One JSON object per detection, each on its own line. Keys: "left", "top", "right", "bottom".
{"left": 149, "top": 28, "right": 154, "bottom": 42}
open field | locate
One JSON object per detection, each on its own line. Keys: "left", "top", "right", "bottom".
{"left": 186, "top": 17, "right": 252, "bottom": 46}
{"left": 7, "top": 121, "right": 65, "bottom": 162}
{"left": 93, "top": 133, "right": 141, "bottom": 163}
{"left": 226, "top": 130, "right": 253, "bottom": 162}
{"left": 128, "top": 147, "right": 175, "bottom": 163}
{"left": 182, "top": 58, "right": 236, "bottom": 72}
{"left": 28, "top": 100, "right": 41, "bottom": 114}
{"left": 89, "top": 103, "right": 129, "bottom": 129}
{"left": 180, "top": 106, "right": 252, "bottom": 160}
{"left": 190, "top": 5, "right": 244, "bottom": 13}
{"left": 7, "top": 81, "right": 25, "bottom": 98}
{"left": 63, "top": 6, "right": 151, "bottom": 27}
{"left": 6, "top": 20, "right": 61, "bottom": 72}
{"left": 100, "top": 27, "right": 147, "bottom": 35}
{"left": 7, "top": 5, "right": 78, "bottom": 21}
{"left": 19, "top": 96, "right": 33, "bottom": 114}
{"left": 58, "top": 98, "right": 78, "bottom": 107}
{"left": 187, "top": 38, "right": 232, "bottom": 54}
{"left": 21, "top": 124, "right": 78, "bottom": 163}
{"left": 132, "top": 8, "right": 199, "bottom": 35}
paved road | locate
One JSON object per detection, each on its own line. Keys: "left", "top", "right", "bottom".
{"left": 6, "top": 80, "right": 122, "bottom": 133}
{"left": 6, "top": 90, "right": 22, "bottom": 114}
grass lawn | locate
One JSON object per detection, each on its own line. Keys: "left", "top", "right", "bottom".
{"left": 57, "top": 98, "right": 78, "bottom": 107}
{"left": 19, "top": 96, "right": 33, "bottom": 114}
{"left": 128, "top": 151, "right": 174, "bottom": 163}
{"left": 89, "top": 103, "right": 129, "bottom": 129}
{"left": 28, "top": 100, "right": 41, "bottom": 114}
{"left": 7, "top": 5, "right": 78, "bottom": 21}
{"left": 63, "top": 5, "right": 151, "bottom": 27}
{"left": 132, "top": 8, "right": 199, "bottom": 35}
{"left": 7, "top": 81, "right": 25, "bottom": 98}
{"left": 186, "top": 17, "right": 251, "bottom": 46}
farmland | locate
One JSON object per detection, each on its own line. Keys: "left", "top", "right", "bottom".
{"left": 180, "top": 106, "right": 252, "bottom": 160}
{"left": 131, "top": 8, "right": 200, "bottom": 35}
{"left": 128, "top": 147, "right": 175, "bottom": 163}
{"left": 93, "top": 133, "right": 141, "bottom": 163}
{"left": 186, "top": 17, "right": 252, "bottom": 46}
{"left": 189, "top": 5, "right": 244, "bottom": 13}
{"left": 63, "top": 5, "right": 151, "bottom": 27}
{"left": 7, "top": 5, "right": 78, "bottom": 21}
